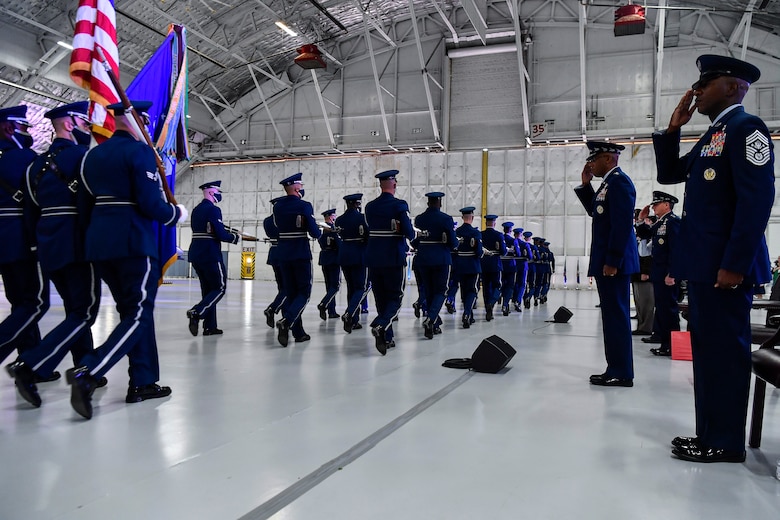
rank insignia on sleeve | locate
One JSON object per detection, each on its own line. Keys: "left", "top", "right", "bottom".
{"left": 746, "top": 130, "right": 770, "bottom": 166}
{"left": 146, "top": 170, "right": 158, "bottom": 181}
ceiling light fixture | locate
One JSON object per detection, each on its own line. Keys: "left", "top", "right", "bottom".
{"left": 56, "top": 41, "right": 74, "bottom": 50}
{"left": 275, "top": 21, "right": 298, "bottom": 37}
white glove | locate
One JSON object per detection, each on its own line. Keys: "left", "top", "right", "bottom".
{"left": 176, "top": 204, "right": 189, "bottom": 223}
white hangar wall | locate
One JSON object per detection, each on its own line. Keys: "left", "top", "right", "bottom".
{"left": 175, "top": 144, "right": 780, "bottom": 282}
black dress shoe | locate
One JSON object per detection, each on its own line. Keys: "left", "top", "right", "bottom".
{"left": 264, "top": 307, "right": 275, "bottom": 328}
{"left": 317, "top": 303, "right": 327, "bottom": 321}
{"left": 502, "top": 305, "right": 510, "bottom": 316}
{"left": 186, "top": 309, "right": 199, "bottom": 336}
{"left": 485, "top": 306, "right": 493, "bottom": 321}
{"left": 295, "top": 334, "right": 311, "bottom": 343}
{"left": 66, "top": 366, "right": 97, "bottom": 419}
{"left": 342, "top": 314, "right": 353, "bottom": 334}
{"left": 372, "top": 326, "right": 387, "bottom": 355}
{"left": 386, "top": 340, "right": 396, "bottom": 349}
{"left": 423, "top": 319, "right": 434, "bottom": 339}
{"left": 590, "top": 377, "right": 633, "bottom": 387}
{"left": 433, "top": 326, "right": 442, "bottom": 335}
{"left": 352, "top": 322, "right": 362, "bottom": 330}
{"left": 203, "top": 328, "right": 223, "bottom": 336}
{"left": 125, "top": 383, "right": 172, "bottom": 403}
{"left": 524, "top": 301, "right": 531, "bottom": 309}
{"left": 276, "top": 319, "right": 289, "bottom": 347}
{"left": 95, "top": 376, "right": 108, "bottom": 388}
{"left": 413, "top": 301, "right": 422, "bottom": 318}
{"left": 445, "top": 301, "right": 456, "bottom": 314}
{"left": 6, "top": 361, "right": 41, "bottom": 407}
{"left": 514, "top": 302, "right": 522, "bottom": 312}
{"left": 589, "top": 373, "right": 608, "bottom": 383}
{"left": 630, "top": 315, "right": 638, "bottom": 319}
{"left": 328, "top": 313, "right": 340, "bottom": 319}
{"left": 650, "top": 347, "right": 671, "bottom": 356}
{"left": 632, "top": 330, "right": 651, "bottom": 336}
{"left": 672, "top": 445, "right": 746, "bottom": 463}
{"left": 641, "top": 335, "right": 662, "bottom": 344}
{"left": 34, "top": 370, "right": 61, "bottom": 383}
{"left": 462, "top": 317, "right": 470, "bottom": 329}
{"left": 671, "top": 436, "right": 700, "bottom": 449}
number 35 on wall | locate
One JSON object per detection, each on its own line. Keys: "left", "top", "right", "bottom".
{"left": 531, "top": 123, "right": 547, "bottom": 138}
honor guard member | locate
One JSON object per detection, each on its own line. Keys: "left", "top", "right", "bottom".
{"left": 636, "top": 192, "right": 681, "bottom": 356}
{"left": 6, "top": 102, "right": 105, "bottom": 406}
{"left": 316, "top": 208, "right": 341, "bottom": 320}
{"left": 533, "top": 237, "right": 550, "bottom": 305}
{"left": 445, "top": 220, "right": 459, "bottom": 314}
{"left": 499, "top": 222, "right": 520, "bottom": 315}
{"left": 413, "top": 192, "right": 457, "bottom": 339}
{"left": 455, "top": 207, "right": 483, "bottom": 329}
{"left": 575, "top": 141, "right": 639, "bottom": 388}
{"left": 480, "top": 215, "right": 506, "bottom": 321}
{"left": 186, "top": 180, "right": 240, "bottom": 337}
{"left": 409, "top": 237, "right": 427, "bottom": 319}
{"left": 512, "top": 228, "right": 530, "bottom": 312}
{"left": 273, "top": 173, "right": 321, "bottom": 347}
{"left": 654, "top": 55, "right": 774, "bottom": 463}
{"left": 336, "top": 193, "right": 369, "bottom": 333}
{"left": 540, "top": 240, "right": 555, "bottom": 303}
{"left": 67, "top": 100, "right": 188, "bottom": 419}
{"left": 364, "top": 169, "right": 415, "bottom": 355}
{"left": 522, "top": 231, "right": 537, "bottom": 309}
{"left": 0, "top": 105, "right": 49, "bottom": 367}
{"left": 262, "top": 197, "right": 286, "bottom": 328}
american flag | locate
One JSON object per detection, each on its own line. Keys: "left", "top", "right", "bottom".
{"left": 69, "top": 0, "right": 119, "bottom": 140}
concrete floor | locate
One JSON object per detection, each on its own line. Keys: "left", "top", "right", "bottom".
{"left": 1, "top": 278, "right": 779, "bottom": 519}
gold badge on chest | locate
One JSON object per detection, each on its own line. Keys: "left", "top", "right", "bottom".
{"left": 703, "top": 168, "right": 716, "bottom": 181}
{"left": 596, "top": 205, "right": 604, "bottom": 214}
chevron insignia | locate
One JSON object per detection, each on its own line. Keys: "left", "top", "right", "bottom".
{"left": 746, "top": 130, "right": 770, "bottom": 166}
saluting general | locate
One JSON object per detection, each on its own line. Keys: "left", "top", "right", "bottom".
{"left": 413, "top": 192, "right": 457, "bottom": 339}
{"left": 186, "top": 180, "right": 240, "bottom": 337}
{"left": 6, "top": 102, "right": 104, "bottom": 407}
{"left": 574, "top": 141, "right": 639, "bottom": 388}
{"left": 67, "top": 100, "right": 188, "bottom": 419}
{"left": 273, "top": 173, "right": 321, "bottom": 347}
{"left": 364, "top": 169, "right": 415, "bottom": 355}
{"left": 654, "top": 55, "right": 774, "bottom": 464}
{"left": 0, "top": 105, "right": 49, "bottom": 367}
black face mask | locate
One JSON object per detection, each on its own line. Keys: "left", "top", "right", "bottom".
{"left": 72, "top": 127, "right": 92, "bottom": 146}
{"left": 213, "top": 192, "right": 222, "bottom": 203}
{"left": 11, "top": 130, "right": 33, "bottom": 149}
{"left": 299, "top": 189, "right": 305, "bottom": 198}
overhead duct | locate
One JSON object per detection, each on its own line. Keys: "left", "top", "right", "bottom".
{"left": 447, "top": 43, "right": 517, "bottom": 59}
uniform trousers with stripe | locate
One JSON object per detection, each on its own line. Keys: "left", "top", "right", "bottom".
{"left": 80, "top": 256, "right": 161, "bottom": 387}
{"left": 369, "top": 265, "right": 405, "bottom": 341}
{"left": 341, "top": 265, "right": 367, "bottom": 325}
{"left": 594, "top": 273, "right": 634, "bottom": 380}
{"left": 459, "top": 273, "right": 479, "bottom": 321}
{"left": 19, "top": 261, "right": 100, "bottom": 378}
{"left": 418, "top": 265, "right": 450, "bottom": 327}
{"left": 192, "top": 259, "right": 228, "bottom": 331}
{"left": 279, "top": 259, "right": 312, "bottom": 338}
{"left": 0, "top": 259, "right": 49, "bottom": 363}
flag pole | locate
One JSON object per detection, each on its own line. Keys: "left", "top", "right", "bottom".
{"left": 95, "top": 47, "right": 177, "bottom": 205}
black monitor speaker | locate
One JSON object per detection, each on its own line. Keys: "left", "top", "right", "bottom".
{"left": 471, "top": 335, "right": 516, "bottom": 373}
{"left": 551, "top": 306, "right": 573, "bottom": 323}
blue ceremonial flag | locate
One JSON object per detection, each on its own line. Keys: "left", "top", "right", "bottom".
{"left": 127, "top": 24, "right": 189, "bottom": 279}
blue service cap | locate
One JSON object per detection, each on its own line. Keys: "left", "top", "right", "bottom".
{"left": 693, "top": 54, "right": 760, "bottom": 89}
{"left": 513, "top": 227, "right": 524, "bottom": 234}
{"left": 106, "top": 100, "right": 153, "bottom": 116}
{"left": 270, "top": 196, "right": 284, "bottom": 205}
{"left": 0, "top": 105, "right": 29, "bottom": 124}
{"left": 322, "top": 208, "right": 336, "bottom": 217}
{"left": 425, "top": 191, "right": 445, "bottom": 199}
{"left": 198, "top": 180, "right": 222, "bottom": 190}
{"left": 343, "top": 193, "right": 363, "bottom": 202}
{"left": 501, "top": 221, "right": 514, "bottom": 229}
{"left": 523, "top": 231, "right": 533, "bottom": 238}
{"left": 460, "top": 206, "right": 475, "bottom": 215}
{"left": 651, "top": 190, "right": 678, "bottom": 205}
{"left": 484, "top": 214, "right": 498, "bottom": 221}
{"left": 280, "top": 172, "right": 303, "bottom": 186}
{"left": 544, "top": 241, "right": 550, "bottom": 246}
{"left": 44, "top": 101, "right": 89, "bottom": 121}
{"left": 534, "top": 236, "right": 544, "bottom": 242}
{"left": 586, "top": 141, "right": 625, "bottom": 161}
{"left": 375, "top": 169, "right": 398, "bottom": 181}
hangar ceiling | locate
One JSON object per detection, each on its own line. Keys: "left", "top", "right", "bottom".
{"left": 0, "top": 0, "right": 778, "bottom": 160}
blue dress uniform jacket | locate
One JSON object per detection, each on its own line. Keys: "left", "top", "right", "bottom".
{"left": 263, "top": 215, "right": 280, "bottom": 266}
{"left": 653, "top": 105, "right": 775, "bottom": 452}
{"left": 574, "top": 168, "right": 640, "bottom": 277}
{"left": 17, "top": 137, "right": 98, "bottom": 377}
{"left": 480, "top": 228, "right": 506, "bottom": 273}
{"left": 80, "top": 131, "right": 180, "bottom": 261}
{"left": 413, "top": 208, "right": 457, "bottom": 267}
{"left": 455, "top": 223, "right": 482, "bottom": 323}
{"left": 318, "top": 229, "right": 341, "bottom": 266}
{"left": 636, "top": 212, "right": 680, "bottom": 282}
{"left": 574, "top": 167, "right": 638, "bottom": 381}
{"left": 187, "top": 198, "right": 239, "bottom": 332}
{"left": 0, "top": 139, "right": 48, "bottom": 363}
{"left": 188, "top": 199, "right": 240, "bottom": 263}
{"left": 317, "top": 226, "right": 342, "bottom": 316}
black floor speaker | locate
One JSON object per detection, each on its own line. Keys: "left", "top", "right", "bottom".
{"left": 471, "top": 335, "right": 517, "bottom": 373}
{"left": 552, "top": 306, "right": 573, "bottom": 323}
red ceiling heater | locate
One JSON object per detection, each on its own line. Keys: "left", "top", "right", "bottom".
{"left": 294, "top": 44, "right": 327, "bottom": 69}
{"left": 614, "top": 4, "right": 646, "bottom": 36}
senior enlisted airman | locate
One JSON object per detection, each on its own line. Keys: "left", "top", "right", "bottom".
{"left": 574, "top": 141, "right": 639, "bottom": 388}
{"left": 364, "top": 169, "right": 415, "bottom": 355}
{"left": 186, "top": 180, "right": 240, "bottom": 337}
{"left": 273, "top": 172, "right": 321, "bottom": 347}
{"left": 67, "top": 100, "right": 188, "bottom": 419}
{"left": 654, "top": 55, "right": 774, "bottom": 463}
